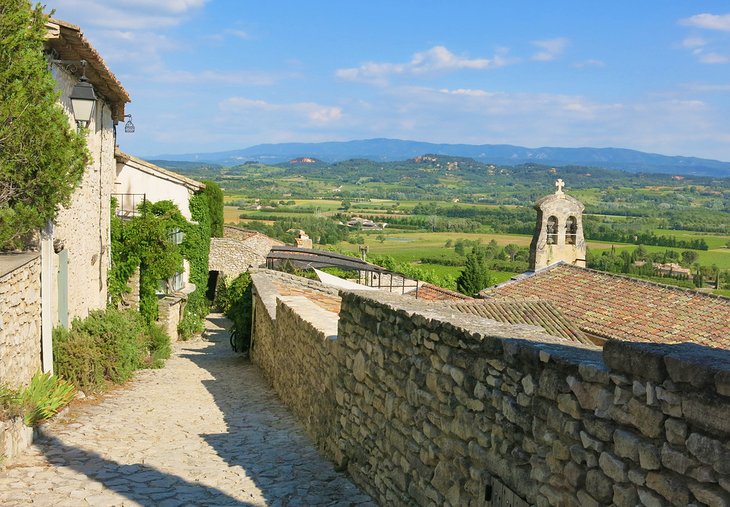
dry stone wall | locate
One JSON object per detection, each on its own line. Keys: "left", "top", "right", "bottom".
{"left": 0, "top": 254, "right": 42, "bottom": 389}
{"left": 250, "top": 275, "right": 730, "bottom": 507}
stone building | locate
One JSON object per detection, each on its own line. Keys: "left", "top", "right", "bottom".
{"left": 114, "top": 150, "right": 205, "bottom": 222}
{"left": 114, "top": 149, "right": 205, "bottom": 293}
{"left": 208, "top": 226, "right": 284, "bottom": 279}
{"left": 529, "top": 179, "right": 586, "bottom": 271}
{"left": 45, "top": 18, "right": 131, "bottom": 325}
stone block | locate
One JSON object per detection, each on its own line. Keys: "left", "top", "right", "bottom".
{"left": 613, "top": 429, "right": 641, "bottom": 462}
{"left": 583, "top": 417, "right": 614, "bottom": 442}
{"left": 660, "top": 443, "right": 695, "bottom": 475}
{"left": 576, "top": 490, "right": 600, "bottom": 507}
{"left": 567, "top": 377, "right": 611, "bottom": 413}
{"left": 580, "top": 431, "right": 603, "bottom": 453}
{"left": 683, "top": 395, "right": 730, "bottom": 435}
{"left": 639, "top": 442, "right": 661, "bottom": 470}
{"left": 570, "top": 444, "right": 598, "bottom": 468}
{"left": 613, "top": 484, "right": 638, "bottom": 507}
{"left": 564, "top": 460, "right": 585, "bottom": 488}
{"left": 585, "top": 469, "right": 613, "bottom": 504}
{"left": 686, "top": 433, "right": 730, "bottom": 475}
{"left": 638, "top": 487, "right": 665, "bottom": 507}
{"left": 646, "top": 471, "right": 689, "bottom": 507}
{"left": 603, "top": 341, "right": 667, "bottom": 383}
{"left": 664, "top": 418, "right": 687, "bottom": 446}
{"left": 521, "top": 374, "right": 535, "bottom": 395}
{"left": 599, "top": 451, "right": 627, "bottom": 482}
{"left": 627, "top": 398, "right": 665, "bottom": 438}
{"left": 538, "top": 369, "right": 569, "bottom": 400}
{"left": 688, "top": 465, "right": 716, "bottom": 483}
{"left": 628, "top": 468, "right": 647, "bottom": 486}
{"left": 688, "top": 482, "right": 730, "bottom": 507}
{"left": 557, "top": 394, "right": 582, "bottom": 419}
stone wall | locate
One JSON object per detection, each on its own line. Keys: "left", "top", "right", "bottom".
{"left": 250, "top": 276, "right": 730, "bottom": 507}
{"left": 209, "top": 228, "right": 283, "bottom": 279}
{"left": 0, "top": 254, "right": 42, "bottom": 389}
{"left": 157, "top": 295, "right": 184, "bottom": 341}
{"left": 0, "top": 417, "right": 35, "bottom": 466}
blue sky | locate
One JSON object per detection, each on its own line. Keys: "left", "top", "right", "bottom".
{"left": 45, "top": 1, "right": 730, "bottom": 161}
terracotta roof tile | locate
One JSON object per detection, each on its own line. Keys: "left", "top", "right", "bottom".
{"left": 445, "top": 300, "right": 591, "bottom": 344}
{"left": 409, "top": 283, "right": 472, "bottom": 302}
{"left": 483, "top": 264, "right": 730, "bottom": 349}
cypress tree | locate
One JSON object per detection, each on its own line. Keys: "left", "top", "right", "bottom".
{"left": 0, "top": 0, "right": 90, "bottom": 249}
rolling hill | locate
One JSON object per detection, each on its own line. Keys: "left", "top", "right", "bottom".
{"left": 149, "top": 138, "right": 730, "bottom": 177}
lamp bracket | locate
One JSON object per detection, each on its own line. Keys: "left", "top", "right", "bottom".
{"left": 50, "top": 58, "right": 88, "bottom": 78}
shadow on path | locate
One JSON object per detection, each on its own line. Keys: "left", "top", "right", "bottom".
{"left": 181, "top": 315, "right": 373, "bottom": 507}
{"left": 34, "top": 431, "right": 252, "bottom": 506}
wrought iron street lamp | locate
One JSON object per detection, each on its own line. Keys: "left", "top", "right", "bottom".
{"left": 123, "top": 114, "right": 135, "bottom": 133}
{"left": 68, "top": 61, "right": 96, "bottom": 128}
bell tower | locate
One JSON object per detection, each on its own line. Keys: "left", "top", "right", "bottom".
{"left": 529, "top": 179, "right": 586, "bottom": 271}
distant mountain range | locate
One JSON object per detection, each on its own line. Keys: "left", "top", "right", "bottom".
{"left": 149, "top": 138, "right": 730, "bottom": 177}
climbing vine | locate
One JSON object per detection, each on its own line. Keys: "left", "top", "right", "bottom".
{"left": 177, "top": 185, "right": 218, "bottom": 338}
{"left": 109, "top": 182, "right": 222, "bottom": 338}
{"left": 109, "top": 199, "right": 185, "bottom": 323}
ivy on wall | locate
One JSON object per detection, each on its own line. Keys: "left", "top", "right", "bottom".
{"left": 109, "top": 182, "right": 223, "bottom": 338}
{"left": 109, "top": 199, "right": 185, "bottom": 324}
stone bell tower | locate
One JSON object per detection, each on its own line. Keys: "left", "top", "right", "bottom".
{"left": 529, "top": 179, "right": 586, "bottom": 271}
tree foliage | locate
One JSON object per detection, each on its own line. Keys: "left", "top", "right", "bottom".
{"left": 202, "top": 180, "right": 224, "bottom": 238}
{"left": 456, "top": 249, "right": 492, "bottom": 296}
{"left": 109, "top": 200, "right": 185, "bottom": 323}
{"left": 0, "top": 0, "right": 90, "bottom": 249}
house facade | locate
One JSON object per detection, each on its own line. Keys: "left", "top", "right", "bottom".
{"left": 45, "top": 19, "right": 130, "bottom": 327}
{"left": 114, "top": 150, "right": 205, "bottom": 294}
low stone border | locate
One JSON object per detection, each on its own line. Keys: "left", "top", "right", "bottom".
{"left": 0, "top": 417, "right": 37, "bottom": 467}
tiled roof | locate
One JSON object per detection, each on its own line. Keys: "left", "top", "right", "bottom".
{"left": 482, "top": 263, "right": 730, "bottom": 349}
{"left": 115, "top": 149, "right": 205, "bottom": 191}
{"left": 409, "top": 283, "right": 472, "bottom": 302}
{"left": 46, "top": 19, "right": 130, "bottom": 121}
{"left": 446, "top": 299, "right": 590, "bottom": 344}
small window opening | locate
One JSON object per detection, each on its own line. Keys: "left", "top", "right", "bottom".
{"left": 566, "top": 216, "right": 577, "bottom": 245}
{"left": 546, "top": 216, "right": 558, "bottom": 245}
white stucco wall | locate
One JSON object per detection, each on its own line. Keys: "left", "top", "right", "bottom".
{"left": 51, "top": 65, "right": 116, "bottom": 321}
{"left": 114, "top": 161, "right": 196, "bottom": 220}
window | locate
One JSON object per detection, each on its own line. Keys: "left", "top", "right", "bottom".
{"left": 169, "top": 228, "right": 184, "bottom": 245}
{"left": 157, "top": 272, "right": 185, "bottom": 294}
{"left": 546, "top": 216, "right": 558, "bottom": 245}
{"left": 566, "top": 216, "right": 577, "bottom": 245}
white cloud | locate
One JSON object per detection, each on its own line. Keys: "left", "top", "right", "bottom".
{"left": 152, "top": 69, "right": 282, "bottom": 86}
{"left": 698, "top": 52, "right": 729, "bottom": 64}
{"left": 225, "top": 29, "right": 251, "bottom": 40}
{"left": 45, "top": 0, "right": 207, "bottom": 29}
{"left": 220, "top": 97, "right": 343, "bottom": 124}
{"left": 681, "top": 36, "right": 708, "bottom": 48}
{"left": 336, "top": 45, "right": 506, "bottom": 84}
{"left": 681, "top": 13, "right": 730, "bottom": 32}
{"left": 531, "top": 38, "right": 569, "bottom": 61}
{"left": 682, "top": 82, "right": 730, "bottom": 92}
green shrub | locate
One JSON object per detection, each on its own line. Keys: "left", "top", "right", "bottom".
{"left": 0, "top": 372, "right": 76, "bottom": 426}
{"left": 145, "top": 323, "right": 171, "bottom": 368}
{"left": 53, "top": 308, "right": 172, "bottom": 392}
{"left": 0, "top": 385, "right": 23, "bottom": 421}
{"left": 222, "top": 272, "right": 253, "bottom": 352}
{"left": 19, "top": 372, "right": 76, "bottom": 426}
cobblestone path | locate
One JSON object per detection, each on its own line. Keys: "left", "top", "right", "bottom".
{"left": 0, "top": 315, "right": 374, "bottom": 507}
